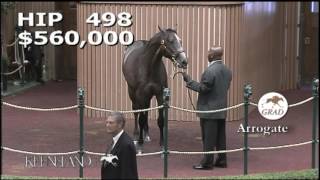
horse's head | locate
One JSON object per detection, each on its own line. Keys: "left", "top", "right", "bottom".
{"left": 158, "top": 26, "right": 188, "bottom": 69}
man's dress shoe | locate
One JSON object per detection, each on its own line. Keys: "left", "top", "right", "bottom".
{"left": 192, "top": 164, "right": 213, "bottom": 170}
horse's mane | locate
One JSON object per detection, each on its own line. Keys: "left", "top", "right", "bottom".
{"left": 166, "top": 28, "right": 177, "bottom": 33}
{"left": 147, "top": 28, "right": 177, "bottom": 48}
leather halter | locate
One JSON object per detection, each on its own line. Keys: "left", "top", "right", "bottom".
{"left": 159, "top": 40, "right": 195, "bottom": 110}
{"left": 160, "top": 40, "right": 185, "bottom": 67}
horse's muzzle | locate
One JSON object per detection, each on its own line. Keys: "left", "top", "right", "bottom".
{"left": 176, "top": 52, "right": 188, "bottom": 69}
{"left": 178, "top": 60, "right": 188, "bottom": 69}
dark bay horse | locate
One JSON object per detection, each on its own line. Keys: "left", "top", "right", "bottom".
{"left": 122, "top": 26, "right": 187, "bottom": 150}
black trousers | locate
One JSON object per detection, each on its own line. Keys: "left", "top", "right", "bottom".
{"left": 199, "top": 118, "right": 226, "bottom": 165}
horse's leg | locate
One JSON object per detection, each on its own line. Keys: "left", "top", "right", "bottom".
{"left": 132, "top": 105, "right": 139, "bottom": 142}
{"left": 133, "top": 112, "right": 139, "bottom": 142}
{"left": 143, "top": 107, "right": 151, "bottom": 142}
{"left": 128, "top": 88, "right": 139, "bottom": 142}
{"left": 135, "top": 111, "right": 142, "bottom": 153}
{"left": 138, "top": 111, "right": 145, "bottom": 145}
{"left": 138, "top": 105, "right": 150, "bottom": 145}
{"left": 137, "top": 99, "right": 151, "bottom": 152}
{"left": 156, "top": 93, "right": 164, "bottom": 147}
{"left": 137, "top": 111, "right": 147, "bottom": 153}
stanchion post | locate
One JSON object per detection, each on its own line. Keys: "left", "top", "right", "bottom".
{"left": 1, "top": 97, "right": 2, "bottom": 174}
{"left": 312, "top": 78, "right": 318, "bottom": 169}
{"left": 243, "top": 84, "right": 252, "bottom": 175}
{"left": 21, "top": 66, "right": 25, "bottom": 85}
{"left": 78, "top": 88, "right": 85, "bottom": 178}
{"left": 1, "top": 56, "right": 8, "bottom": 91}
{"left": 163, "top": 88, "right": 170, "bottom": 178}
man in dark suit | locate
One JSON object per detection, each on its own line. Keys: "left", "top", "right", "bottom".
{"left": 21, "top": 26, "right": 44, "bottom": 84}
{"left": 182, "top": 46, "right": 232, "bottom": 170}
{"left": 101, "top": 112, "right": 138, "bottom": 179}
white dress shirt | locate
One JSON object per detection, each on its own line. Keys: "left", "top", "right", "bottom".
{"left": 112, "top": 129, "right": 124, "bottom": 149}
{"left": 208, "top": 59, "right": 223, "bottom": 67}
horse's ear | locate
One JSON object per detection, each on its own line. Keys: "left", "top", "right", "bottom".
{"left": 158, "top": 25, "right": 165, "bottom": 33}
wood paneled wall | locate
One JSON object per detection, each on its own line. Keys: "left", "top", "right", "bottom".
{"left": 240, "top": 2, "right": 299, "bottom": 107}
{"left": 77, "top": 2, "right": 244, "bottom": 121}
{"left": 78, "top": 2, "right": 300, "bottom": 121}
{"left": 1, "top": 2, "right": 300, "bottom": 121}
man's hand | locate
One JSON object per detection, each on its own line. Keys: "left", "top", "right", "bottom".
{"left": 182, "top": 72, "right": 191, "bottom": 82}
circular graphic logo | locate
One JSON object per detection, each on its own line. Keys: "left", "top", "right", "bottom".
{"left": 258, "top": 92, "right": 288, "bottom": 120}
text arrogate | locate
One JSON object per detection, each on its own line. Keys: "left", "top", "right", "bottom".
{"left": 237, "top": 123, "right": 288, "bottom": 136}
{"left": 18, "top": 30, "right": 134, "bottom": 48}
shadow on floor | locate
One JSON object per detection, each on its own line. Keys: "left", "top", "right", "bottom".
{"left": 1, "top": 80, "right": 42, "bottom": 97}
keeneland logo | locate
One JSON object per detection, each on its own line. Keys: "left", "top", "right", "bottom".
{"left": 258, "top": 92, "right": 288, "bottom": 120}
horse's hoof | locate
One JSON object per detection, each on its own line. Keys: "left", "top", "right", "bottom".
{"left": 144, "top": 135, "right": 151, "bottom": 142}
{"left": 137, "top": 149, "right": 143, "bottom": 154}
{"left": 133, "top": 140, "right": 138, "bottom": 146}
{"left": 136, "top": 145, "right": 143, "bottom": 154}
{"left": 134, "top": 143, "right": 143, "bottom": 153}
